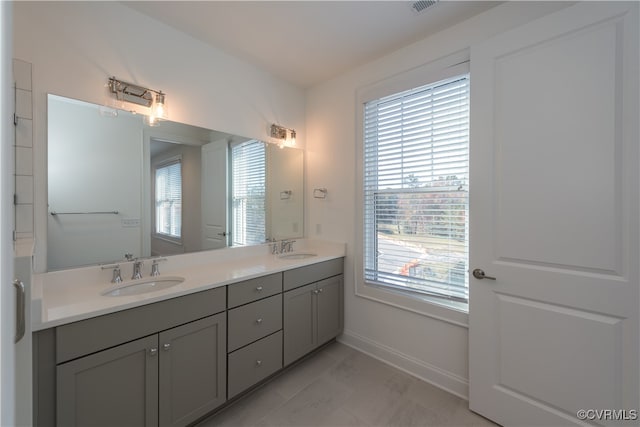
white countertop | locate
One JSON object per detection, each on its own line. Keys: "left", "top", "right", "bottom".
{"left": 32, "top": 239, "right": 346, "bottom": 331}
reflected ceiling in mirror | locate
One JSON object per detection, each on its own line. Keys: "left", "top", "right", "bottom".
{"left": 47, "top": 94, "right": 304, "bottom": 271}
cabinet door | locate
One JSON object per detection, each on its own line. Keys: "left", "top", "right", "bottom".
{"left": 57, "top": 335, "right": 159, "bottom": 427}
{"left": 283, "top": 283, "right": 317, "bottom": 366}
{"left": 316, "top": 275, "right": 344, "bottom": 346}
{"left": 158, "top": 313, "right": 226, "bottom": 427}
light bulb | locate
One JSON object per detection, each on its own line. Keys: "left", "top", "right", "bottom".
{"left": 289, "top": 129, "right": 296, "bottom": 146}
{"left": 153, "top": 92, "right": 167, "bottom": 120}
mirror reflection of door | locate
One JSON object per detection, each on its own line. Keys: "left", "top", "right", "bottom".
{"left": 201, "top": 140, "right": 228, "bottom": 250}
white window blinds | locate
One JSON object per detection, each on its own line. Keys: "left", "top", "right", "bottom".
{"left": 155, "top": 160, "right": 182, "bottom": 239}
{"left": 231, "top": 140, "right": 266, "bottom": 246}
{"left": 363, "top": 74, "right": 470, "bottom": 302}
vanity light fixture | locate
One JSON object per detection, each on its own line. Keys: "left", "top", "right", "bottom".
{"left": 108, "top": 76, "right": 168, "bottom": 124}
{"left": 271, "top": 123, "right": 297, "bottom": 147}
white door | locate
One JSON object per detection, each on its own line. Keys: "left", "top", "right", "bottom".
{"left": 469, "top": 3, "right": 639, "bottom": 426}
{"left": 201, "top": 140, "right": 227, "bottom": 250}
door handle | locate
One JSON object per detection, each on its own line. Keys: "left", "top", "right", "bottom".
{"left": 217, "top": 231, "right": 228, "bottom": 237}
{"left": 472, "top": 269, "right": 496, "bottom": 280}
{"left": 13, "top": 279, "right": 25, "bottom": 343}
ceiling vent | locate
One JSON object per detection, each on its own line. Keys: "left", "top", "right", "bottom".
{"left": 409, "top": 0, "right": 439, "bottom": 14}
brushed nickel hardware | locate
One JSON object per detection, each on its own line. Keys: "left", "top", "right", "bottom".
{"left": 13, "top": 279, "right": 25, "bottom": 343}
{"left": 50, "top": 210, "right": 119, "bottom": 216}
{"left": 255, "top": 360, "right": 262, "bottom": 367}
{"left": 256, "top": 286, "right": 263, "bottom": 292}
{"left": 101, "top": 264, "right": 123, "bottom": 283}
{"left": 163, "top": 343, "right": 171, "bottom": 351}
{"left": 255, "top": 318, "right": 263, "bottom": 325}
{"left": 149, "top": 348, "right": 158, "bottom": 356}
{"left": 150, "top": 258, "right": 167, "bottom": 277}
{"left": 472, "top": 268, "right": 496, "bottom": 280}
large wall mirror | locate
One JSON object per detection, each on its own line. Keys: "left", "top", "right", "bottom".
{"left": 47, "top": 94, "right": 304, "bottom": 271}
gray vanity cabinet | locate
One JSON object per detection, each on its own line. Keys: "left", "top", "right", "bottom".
{"left": 283, "top": 259, "right": 344, "bottom": 366}
{"left": 56, "top": 313, "right": 226, "bottom": 427}
{"left": 226, "top": 273, "right": 284, "bottom": 399}
{"left": 158, "top": 314, "right": 227, "bottom": 427}
{"left": 57, "top": 335, "right": 159, "bottom": 427}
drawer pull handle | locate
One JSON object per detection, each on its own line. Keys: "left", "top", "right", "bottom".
{"left": 256, "top": 318, "right": 263, "bottom": 325}
{"left": 163, "top": 343, "right": 171, "bottom": 351}
{"left": 149, "top": 348, "right": 158, "bottom": 356}
{"left": 256, "top": 360, "right": 262, "bottom": 367}
{"left": 256, "top": 286, "right": 263, "bottom": 292}
{"left": 313, "top": 289, "right": 319, "bottom": 295}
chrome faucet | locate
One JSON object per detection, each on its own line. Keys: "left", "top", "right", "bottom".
{"left": 132, "top": 259, "right": 144, "bottom": 280}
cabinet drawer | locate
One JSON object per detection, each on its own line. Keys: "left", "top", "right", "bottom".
{"left": 56, "top": 286, "right": 226, "bottom": 364}
{"left": 228, "top": 331, "right": 282, "bottom": 398}
{"left": 228, "top": 294, "right": 282, "bottom": 352}
{"left": 228, "top": 273, "right": 282, "bottom": 308}
{"left": 283, "top": 258, "right": 344, "bottom": 291}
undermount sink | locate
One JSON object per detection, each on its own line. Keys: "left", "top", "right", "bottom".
{"left": 278, "top": 252, "right": 317, "bottom": 260}
{"left": 102, "top": 276, "right": 185, "bottom": 297}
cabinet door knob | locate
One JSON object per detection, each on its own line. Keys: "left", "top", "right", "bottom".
{"left": 256, "top": 318, "right": 263, "bottom": 325}
{"left": 318, "top": 288, "right": 323, "bottom": 293}
{"left": 312, "top": 289, "right": 319, "bottom": 295}
{"left": 255, "top": 360, "right": 262, "bottom": 367}
{"left": 163, "top": 343, "right": 171, "bottom": 351}
{"left": 256, "top": 285, "right": 263, "bottom": 292}
{"left": 149, "top": 348, "right": 158, "bottom": 356}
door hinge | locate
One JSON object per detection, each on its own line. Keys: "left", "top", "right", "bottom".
{"left": 13, "top": 113, "right": 18, "bottom": 126}
{"left": 13, "top": 193, "right": 17, "bottom": 205}
{"left": 13, "top": 230, "right": 17, "bottom": 242}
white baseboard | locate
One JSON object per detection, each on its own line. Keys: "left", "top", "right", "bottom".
{"left": 338, "top": 329, "right": 469, "bottom": 400}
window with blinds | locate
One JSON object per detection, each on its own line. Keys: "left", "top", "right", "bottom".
{"left": 363, "top": 74, "right": 470, "bottom": 303}
{"left": 155, "top": 159, "right": 182, "bottom": 239}
{"left": 231, "top": 140, "right": 266, "bottom": 246}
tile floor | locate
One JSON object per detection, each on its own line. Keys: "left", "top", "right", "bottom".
{"left": 196, "top": 341, "right": 497, "bottom": 427}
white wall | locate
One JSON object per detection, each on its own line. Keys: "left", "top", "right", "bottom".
{"left": 12, "top": 1, "right": 306, "bottom": 273}
{"left": 305, "top": 1, "right": 572, "bottom": 397}
{"left": 267, "top": 145, "right": 304, "bottom": 240}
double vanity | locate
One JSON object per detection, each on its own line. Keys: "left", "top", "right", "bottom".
{"left": 31, "top": 240, "right": 345, "bottom": 427}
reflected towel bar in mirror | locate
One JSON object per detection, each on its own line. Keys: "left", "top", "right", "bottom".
{"left": 50, "top": 211, "right": 119, "bottom": 216}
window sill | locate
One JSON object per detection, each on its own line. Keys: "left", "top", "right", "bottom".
{"left": 152, "top": 234, "right": 183, "bottom": 246}
{"left": 355, "top": 280, "right": 469, "bottom": 328}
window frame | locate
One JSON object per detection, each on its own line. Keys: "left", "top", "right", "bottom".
{"left": 355, "top": 51, "right": 470, "bottom": 327}
{"left": 153, "top": 156, "right": 183, "bottom": 244}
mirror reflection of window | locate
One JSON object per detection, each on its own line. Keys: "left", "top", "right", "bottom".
{"left": 231, "top": 141, "right": 266, "bottom": 246}
{"left": 155, "top": 158, "right": 182, "bottom": 241}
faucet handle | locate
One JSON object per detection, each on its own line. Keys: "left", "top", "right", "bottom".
{"left": 150, "top": 258, "right": 167, "bottom": 277}
{"left": 101, "top": 263, "right": 122, "bottom": 283}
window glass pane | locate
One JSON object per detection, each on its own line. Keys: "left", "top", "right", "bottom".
{"left": 155, "top": 160, "right": 182, "bottom": 239}
{"left": 364, "top": 74, "right": 469, "bottom": 302}
{"left": 231, "top": 140, "right": 266, "bottom": 246}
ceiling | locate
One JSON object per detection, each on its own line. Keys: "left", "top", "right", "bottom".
{"left": 124, "top": 1, "right": 500, "bottom": 89}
